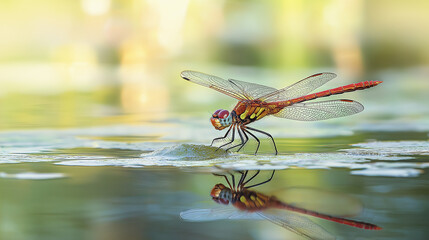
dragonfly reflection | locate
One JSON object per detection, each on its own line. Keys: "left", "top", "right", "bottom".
{"left": 181, "top": 170, "right": 381, "bottom": 240}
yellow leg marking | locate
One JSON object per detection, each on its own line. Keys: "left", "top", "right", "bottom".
{"left": 257, "top": 108, "right": 264, "bottom": 116}
{"left": 250, "top": 113, "right": 256, "bottom": 119}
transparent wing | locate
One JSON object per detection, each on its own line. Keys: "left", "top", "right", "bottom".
{"left": 274, "top": 99, "right": 364, "bottom": 121}
{"left": 260, "top": 73, "right": 337, "bottom": 102}
{"left": 180, "top": 206, "right": 263, "bottom": 222}
{"left": 181, "top": 207, "right": 334, "bottom": 240}
{"left": 227, "top": 78, "right": 278, "bottom": 100}
{"left": 258, "top": 211, "right": 335, "bottom": 240}
{"left": 181, "top": 70, "right": 277, "bottom": 100}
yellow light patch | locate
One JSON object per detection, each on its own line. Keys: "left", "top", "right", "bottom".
{"left": 240, "top": 196, "right": 249, "bottom": 206}
{"left": 250, "top": 113, "right": 256, "bottom": 119}
{"left": 256, "top": 197, "right": 264, "bottom": 206}
{"left": 240, "top": 113, "right": 246, "bottom": 120}
{"left": 240, "top": 107, "right": 250, "bottom": 120}
{"left": 256, "top": 111, "right": 268, "bottom": 120}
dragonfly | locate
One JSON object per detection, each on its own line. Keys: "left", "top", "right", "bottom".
{"left": 181, "top": 170, "right": 382, "bottom": 240}
{"left": 181, "top": 71, "right": 382, "bottom": 155}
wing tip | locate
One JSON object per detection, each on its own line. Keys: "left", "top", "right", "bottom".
{"left": 179, "top": 210, "right": 200, "bottom": 221}
{"left": 327, "top": 72, "right": 337, "bottom": 78}
{"left": 180, "top": 70, "right": 191, "bottom": 81}
{"left": 340, "top": 99, "right": 364, "bottom": 112}
{"left": 179, "top": 211, "right": 188, "bottom": 220}
{"left": 307, "top": 72, "right": 337, "bottom": 79}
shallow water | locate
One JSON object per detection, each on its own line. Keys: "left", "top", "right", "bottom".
{"left": 1, "top": 68, "right": 429, "bottom": 240}
{"left": 0, "top": 121, "right": 428, "bottom": 240}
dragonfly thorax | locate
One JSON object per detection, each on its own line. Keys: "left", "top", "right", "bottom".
{"left": 210, "top": 183, "right": 232, "bottom": 205}
{"left": 210, "top": 109, "right": 232, "bottom": 130}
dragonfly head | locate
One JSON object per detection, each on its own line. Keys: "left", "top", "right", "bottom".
{"left": 210, "top": 183, "right": 232, "bottom": 205}
{"left": 210, "top": 109, "right": 232, "bottom": 130}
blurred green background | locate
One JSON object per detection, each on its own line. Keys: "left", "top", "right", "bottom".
{"left": 0, "top": 0, "right": 428, "bottom": 129}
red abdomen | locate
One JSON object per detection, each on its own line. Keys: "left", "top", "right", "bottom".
{"left": 281, "top": 80, "right": 383, "bottom": 106}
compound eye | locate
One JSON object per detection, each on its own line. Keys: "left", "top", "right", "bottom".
{"left": 212, "top": 109, "right": 222, "bottom": 118}
{"left": 218, "top": 110, "right": 229, "bottom": 119}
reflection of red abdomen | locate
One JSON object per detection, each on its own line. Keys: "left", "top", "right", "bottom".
{"left": 232, "top": 189, "right": 381, "bottom": 230}
{"left": 270, "top": 197, "right": 382, "bottom": 230}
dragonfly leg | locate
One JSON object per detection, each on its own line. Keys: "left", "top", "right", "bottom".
{"left": 210, "top": 125, "right": 232, "bottom": 146}
{"left": 236, "top": 126, "right": 249, "bottom": 152}
{"left": 229, "top": 172, "right": 236, "bottom": 189}
{"left": 213, "top": 171, "right": 238, "bottom": 190}
{"left": 225, "top": 126, "right": 245, "bottom": 152}
{"left": 242, "top": 128, "right": 260, "bottom": 155}
{"left": 212, "top": 173, "right": 233, "bottom": 189}
{"left": 237, "top": 170, "right": 248, "bottom": 188}
{"left": 240, "top": 170, "right": 260, "bottom": 189}
{"left": 216, "top": 125, "right": 236, "bottom": 152}
{"left": 245, "top": 170, "right": 275, "bottom": 189}
{"left": 246, "top": 126, "right": 278, "bottom": 155}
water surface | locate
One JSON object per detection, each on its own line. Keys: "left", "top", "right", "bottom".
{"left": 0, "top": 68, "right": 428, "bottom": 240}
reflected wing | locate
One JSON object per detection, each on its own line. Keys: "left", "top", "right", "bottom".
{"left": 180, "top": 206, "right": 262, "bottom": 222}
{"left": 181, "top": 207, "right": 334, "bottom": 240}
{"left": 181, "top": 70, "right": 277, "bottom": 100}
{"left": 258, "top": 212, "right": 335, "bottom": 240}
{"left": 274, "top": 99, "right": 364, "bottom": 121}
{"left": 260, "top": 73, "right": 337, "bottom": 102}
